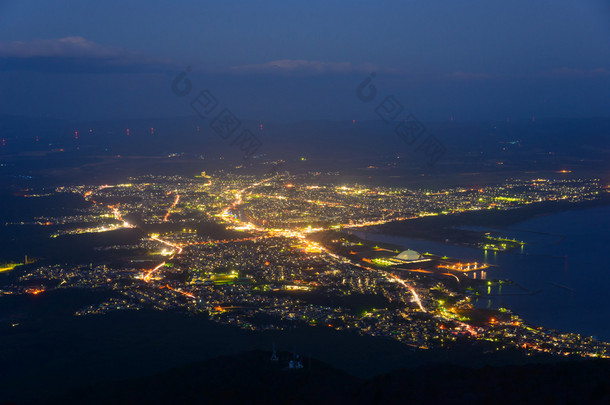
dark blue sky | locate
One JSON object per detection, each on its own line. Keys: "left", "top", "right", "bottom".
{"left": 0, "top": 0, "right": 608, "bottom": 122}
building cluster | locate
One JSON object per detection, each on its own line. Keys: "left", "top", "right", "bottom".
{"left": 1, "top": 173, "right": 608, "bottom": 359}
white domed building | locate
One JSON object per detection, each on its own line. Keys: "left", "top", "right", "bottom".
{"left": 395, "top": 249, "right": 422, "bottom": 262}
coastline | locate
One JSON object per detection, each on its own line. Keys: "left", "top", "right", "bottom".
{"left": 365, "top": 196, "right": 610, "bottom": 248}
{"left": 350, "top": 203, "right": 610, "bottom": 341}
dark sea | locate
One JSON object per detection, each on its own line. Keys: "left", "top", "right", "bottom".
{"left": 351, "top": 204, "right": 610, "bottom": 341}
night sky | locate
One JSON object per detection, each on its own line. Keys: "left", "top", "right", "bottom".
{"left": 0, "top": 0, "right": 608, "bottom": 122}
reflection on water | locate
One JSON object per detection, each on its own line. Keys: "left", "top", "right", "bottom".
{"left": 350, "top": 205, "right": 610, "bottom": 340}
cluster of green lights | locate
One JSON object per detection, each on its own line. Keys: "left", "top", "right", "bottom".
{"left": 485, "top": 235, "right": 525, "bottom": 244}
{"left": 371, "top": 258, "right": 393, "bottom": 267}
{"left": 494, "top": 196, "right": 522, "bottom": 202}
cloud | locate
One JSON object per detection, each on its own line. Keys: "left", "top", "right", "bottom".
{"left": 0, "top": 37, "right": 134, "bottom": 59}
{"left": 0, "top": 37, "right": 171, "bottom": 74}
{"left": 229, "top": 59, "right": 378, "bottom": 75}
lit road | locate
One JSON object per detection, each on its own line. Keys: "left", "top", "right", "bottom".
{"left": 217, "top": 177, "right": 432, "bottom": 312}
{"left": 150, "top": 235, "right": 183, "bottom": 256}
{"left": 143, "top": 261, "right": 166, "bottom": 283}
{"left": 163, "top": 191, "right": 180, "bottom": 222}
{"left": 82, "top": 186, "right": 188, "bottom": 288}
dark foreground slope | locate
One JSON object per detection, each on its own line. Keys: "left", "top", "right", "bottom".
{"left": 38, "top": 350, "right": 610, "bottom": 405}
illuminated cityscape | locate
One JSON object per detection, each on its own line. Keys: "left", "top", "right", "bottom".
{"left": 2, "top": 1, "right": 610, "bottom": 402}
{"left": 3, "top": 172, "right": 608, "bottom": 359}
